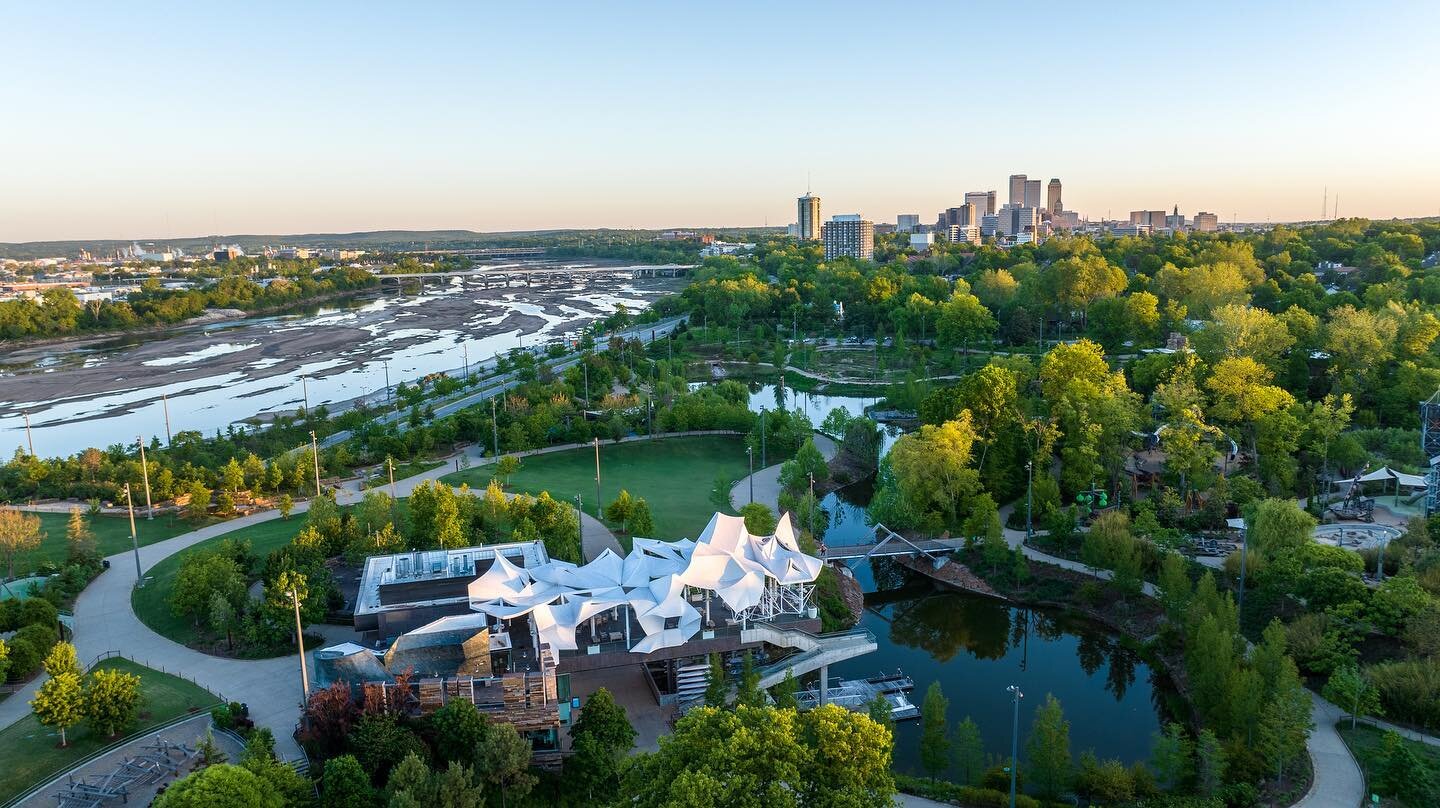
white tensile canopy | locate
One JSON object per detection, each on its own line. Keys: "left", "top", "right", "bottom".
{"left": 464, "top": 511, "right": 821, "bottom": 653}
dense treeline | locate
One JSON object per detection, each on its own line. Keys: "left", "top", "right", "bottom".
{"left": 0, "top": 265, "right": 376, "bottom": 339}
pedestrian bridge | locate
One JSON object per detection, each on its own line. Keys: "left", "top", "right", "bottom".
{"left": 819, "top": 524, "right": 966, "bottom": 561}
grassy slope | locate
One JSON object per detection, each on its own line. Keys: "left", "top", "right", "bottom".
{"left": 17, "top": 511, "right": 213, "bottom": 574}
{"left": 441, "top": 435, "right": 751, "bottom": 541}
{"left": 0, "top": 657, "right": 220, "bottom": 804}
{"left": 130, "top": 516, "right": 309, "bottom": 648}
{"left": 1338, "top": 723, "right": 1440, "bottom": 806}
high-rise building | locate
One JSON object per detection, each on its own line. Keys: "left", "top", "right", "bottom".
{"left": 947, "top": 224, "right": 981, "bottom": 245}
{"left": 797, "top": 194, "right": 822, "bottom": 240}
{"left": 1129, "top": 210, "right": 1168, "bottom": 229}
{"left": 1046, "top": 179, "right": 1062, "bottom": 213}
{"left": 1008, "top": 175, "right": 1027, "bottom": 207}
{"left": 1024, "top": 179, "right": 1042, "bottom": 209}
{"left": 1194, "top": 211, "right": 1219, "bottom": 232}
{"left": 822, "top": 214, "right": 874, "bottom": 261}
{"left": 998, "top": 207, "right": 1042, "bottom": 238}
{"left": 980, "top": 214, "right": 1000, "bottom": 237}
{"left": 938, "top": 203, "right": 978, "bottom": 231}
{"left": 897, "top": 214, "right": 920, "bottom": 233}
{"left": 965, "top": 191, "right": 996, "bottom": 216}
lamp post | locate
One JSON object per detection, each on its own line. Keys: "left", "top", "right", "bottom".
{"left": 1025, "top": 460, "right": 1034, "bottom": 544}
{"left": 808, "top": 472, "right": 817, "bottom": 543}
{"left": 310, "top": 430, "right": 321, "bottom": 496}
{"left": 383, "top": 361, "right": 393, "bottom": 412}
{"left": 301, "top": 376, "right": 308, "bottom": 412}
{"left": 594, "top": 437, "right": 602, "bottom": 519}
{"left": 387, "top": 456, "right": 397, "bottom": 500}
{"left": 1006, "top": 685, "right": 1024, "bottom": 808}
{"left": 760, "top": 408, "right": 767, "bottom": 467}
{"left": 747, "top": 446, "right": 754, "bottom": 505}
{"left": 1237, "top": 519, "right": 1250, "bottom": 620}
{"left": 162, "top": 394, "right": 172, "bottom": 445}
{"left": 290, "top": 587, "right": 310, "bottom": 702}
{"left": 137, "top": 437, "right": 154, "bottom": 520}
{"left": 124, "top": 483, "right": 142, "bottom": 583}
{"left": 22, "top": 411, "right": 33, "bottom": 457}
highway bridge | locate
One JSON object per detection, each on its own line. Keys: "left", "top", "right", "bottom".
{"left": 374, "top": 263, "right": 692, "bottom": 288}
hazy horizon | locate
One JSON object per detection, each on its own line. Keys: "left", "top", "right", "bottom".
{"left": 4, "top": 1, "right": 1438, "bottom": 243}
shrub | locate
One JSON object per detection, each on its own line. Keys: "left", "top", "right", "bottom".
{"left": 893, "top": 774, "right": 1041, "bottom": 808}
{"left": 1366, "top": 657, "right": 1440, "bottom": 728}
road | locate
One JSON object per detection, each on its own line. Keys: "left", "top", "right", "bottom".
{"left": 321, "top": 314, "right": 688, "bottom": 448}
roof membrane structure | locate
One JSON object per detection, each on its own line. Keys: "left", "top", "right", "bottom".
{"left": 468, "top": 512, "right": 822, "bottom": 654}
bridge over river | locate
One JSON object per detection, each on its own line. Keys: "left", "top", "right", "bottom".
{"left": 374, "top": 263, "right": 693, "bottom": 288}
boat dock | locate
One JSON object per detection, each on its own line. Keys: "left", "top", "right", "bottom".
{"left": 796, "top": 671, "right": 920, "bottom": 721}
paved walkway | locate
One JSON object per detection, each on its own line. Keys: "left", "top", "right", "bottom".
{"left": 1294, "top": 693, "right": 1365, "bottom": 808}
{"left": 728, "top": 433, "right": 839, "bottom": 516}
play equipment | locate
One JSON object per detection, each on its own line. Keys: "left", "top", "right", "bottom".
{"left": 1328, "top": 475, "right": 1376, "bottom": 523}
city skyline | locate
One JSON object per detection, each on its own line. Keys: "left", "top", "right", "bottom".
{"left": 3, "top": 1, "right": 1439, "bottom": 242}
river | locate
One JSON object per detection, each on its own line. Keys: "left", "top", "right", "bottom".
{"left": 741, "top": 381, "right": 1172, "bottom": 769}
{"left": 0, "top": 264, "right": 682, "bottom": 457}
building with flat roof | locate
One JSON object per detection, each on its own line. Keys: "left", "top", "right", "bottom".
{"left": 896, "top": 214, "right": 920, "bottom": 233}
{"left": 1046, "top": 178, "right": 1062, "bottom": 213}
{"left": 965, "top": 191, "right": 996, "bottom": 217}
{"left": 1024, "top": 179, "right": 1042, "bottom": 210}
{"left": 797, "top": 194, "right": 822, "bottom": 240}
{"left": 1194, "top": 211, "right": 1219, "bottom": 232}
{"left": 822, "top": 214, "right": 874, "bottom": 261}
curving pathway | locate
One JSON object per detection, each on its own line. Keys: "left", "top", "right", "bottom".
{"left": 0, "top": 443, "right": 623, "bottom": 763}
{"left": 727, "top": 433, "right": 839, "bottom": 516}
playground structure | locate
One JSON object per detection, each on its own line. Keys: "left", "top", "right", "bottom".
{"left": 53, "top": 736, "right": 196, "bottom": 808}
{"left": 1327, "top": 476, "right": 1377, "bottom": 523}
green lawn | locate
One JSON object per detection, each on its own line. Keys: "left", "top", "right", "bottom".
{"left": 18, "top": 511, "right": 212, "bottom": 575}
{"left": 131, "top": 516, "right": 310, "bottom": 649}
{"left": 1338, "top": 723, "right": 1440, "bottom": 807}
{"left": 0, "top": 657, "right": 220, "bottom": 804}
{"left": 441, "top": 435, "right": 751, "bottom": 542}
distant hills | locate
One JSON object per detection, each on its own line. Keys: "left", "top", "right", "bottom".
{"left": 0, "top": 227, "right": 784, "bottom": 261}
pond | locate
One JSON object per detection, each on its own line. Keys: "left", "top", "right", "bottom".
{"left": 735, "top": 380, "right": 1174, "bottom": 769}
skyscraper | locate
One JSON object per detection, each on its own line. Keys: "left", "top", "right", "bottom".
{"left": 822, "top": 214, "right": 874, "bottom": 261}
{"left": 797, "top": 194, "right": 822, "bottom": 240}
{"left": 965, "top": 191, "right": 996, "bottom": 217}
{"left": 1046, "top": 179, "right": 1062, "bottom": 213}
{"left": 896, "top": 214, "right": 920, "bottom": 233}
{"left": 1194, "top": 211, "right": 1219, "bottom": 232}
{"left": 1008, "top": 175, "right": 1027, "bottom": 207}
{"left": 1024, "top": 179, "right": 1042, "bottom": 210}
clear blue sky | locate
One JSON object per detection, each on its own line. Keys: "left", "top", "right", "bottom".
{"left": 3, "top": 1, "right": 1437, "bottom": 241}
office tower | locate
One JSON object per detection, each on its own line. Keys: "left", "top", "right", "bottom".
{"left": 797, "top": 194, "right": 822, "bottom": 240}
{"left": 1046, "top": 178, "right": 1062, "bottom": 213}
{"left": 980, "top": 213, "right": 1000, "bottom": 237}
{"left": 822, "top": 214, "right": 874, "bottom": 260}
{"left": 998, "top": 207, "right": 1041, "bottom": 237}
{"left": 965, "top": 191, "right": 996, "bottom": 217}
{"left": 939, "top": 202, "right": 979, "bottom": 231}
{"left": 1194, "top": 211, "right": 1219, "bottom": 232}
{"left": 947, "top": 224, "right": 981, "bottom": 245}
{"left": 1024, "top": 179, "right": 1042, "bottom": 209}
{"left": 897, "top": 214, "right": 920, "bottom": 233}
{"left": 1129, "top": 210, "right": 1167, "bottom": 229}
{"left": 1008, "top": 174, "right": 1027, "bottom": 207}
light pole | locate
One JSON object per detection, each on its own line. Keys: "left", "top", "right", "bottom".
{"left": 162, "top": 394, "right": 172, "bottom": 445}
{"left": 808, "top": 472, "right": 817, "bottom": 543}
{"left": 747, "top": 446, "right": 754, "bottom": 505}
{"left": 1006, "top": 685, "right": 1024, "bottom": 808}
{"left": 383, "top": 361, "right": 393, "bottom": 412}
{"left": 1237, "top": 519, "right": 1249, "bottom": 620}
{"left": 310, "top": 430, "right": 321, "bottom": 496}
{"left": 490, "top": 397, "right": 500, "bottom": 459}
{"left": 301, "top": 376, "right": 309, "bottom": 412}
{"left": 593, "top": 438, "right": 602, "bottom": 518}
{"left": 1025, "top": 460, "right": 1034, "bottom": 544}
{"left": 760, "top": 409, "right": 767, "bottom": 467}
{"left": 463, "top": 343, "right": 469, "bottom": 380}
{"left": 137, "top": 437, "right": 154, "bottom": 520}
{"left": 387, "top": 456, "right": 397, "bottom": 500}
{"left": 290, "top": 587, "right": 310, "bottom": 702}
{"left": 22, "top": 411, "right": 33, "bottom": 457}
{"left": 124, "top": 483, "right": 142, "bottom": 582}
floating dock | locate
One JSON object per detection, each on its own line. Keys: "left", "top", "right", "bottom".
{"left": 796, "top": 670, "right": 920, "bottom": 721}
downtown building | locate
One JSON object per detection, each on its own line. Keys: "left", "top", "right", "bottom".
{"left": 822, "top": 214, "right": 875, "bottom": 260}
{"left": 797, "top": 194, "right": 822, "bottom": 240}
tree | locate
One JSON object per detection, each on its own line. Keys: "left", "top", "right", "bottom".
{"left": 1195, "top": 728, "right": 1226, "bottom": 796}
{"left": 85, "top": 667, "right": 142, "bottom": 737}
{"left": 918, "top": 681, "right": 950, "bottom": 778}
{"left": 739, "top": 502, "right": 777, "bottom": 535}
{"left": 153, "top": 764, "right": 281, "bottom": 808}
{"left": 1255, "top": 681, "right": 1313, "bottom": 783}
{"left": 65, "top": 507, "right": 97, "bottom": 563}
{"left": 170, "top": 551, "right": 246, "bottom": 626}
{"left": 427, "top": 698, "right": 491, "bottom": 767}
{"left": 772, "top": 670, "right": 798, "bottom": 710}
{"left": 604, "top": 490, "right": 636, "bottom": 532}
{"left": 321, "top": 755, "right": 374, "bottom": 808}
{"left": 268, "top": 569, "right": 310, "bottom": 636}
{"left": 0, "top": 508, "right": 43, "bottom": 578}
{"left": 1322, "top": 664, "right": 1381, "bottom": 730}
{"left": 1025, "top": 693, "right": 1072, "bottom": 799}
{"left": 704, "top": 652, "right": 728, "bottom": 707}
{"left": 866, "top": 693, "right": 894, "bottom": 735}
{"left": 1372, "top": 730, "right": 1438, "bottom": 805}
{"left": 935, "top": 290, "right": 997, "bottom": 354}
{"left": 736, "top": 651, "right": 764, "bottom": 708}
{"left": 886, "top": 415, "right": 982, "bottom": 530}
{"left": 1150, "top": 722, "right": 1194, "bottom": 790}
{"left": 43, "top": 642, "right": 81, "bottom": 678}
{"left": 778, "top": 436, "right": 829, "bottom": 493}
{"left": 1157, "top": 552, "right": 1192, "bottom": 620}
{"left": 185, "top": 480, "right": 212, "bottom": 520}
{"left": 31, "top": 671, "right": 85, "bottom": 746}
{"left": 278, "top": 494, "right": 294, "bottom": 520}
{"left": 477, "top": 722, "right": 535, "bottom": 807}
{"left": 629, "top": 497, "right": 655, "bottom": 536}
{"left": 0, "top": 639, "right": 9, "bottom": 683}
{"left": 567, "top": 688, "right": 636, "bottom": 801}
{"left": 1248, "top": 498, "right": 1316, "bottom": 558}
{"left": 953, "top": 716, "right": 985, "bottom": 786}
{"left": 496, "top": 454, "right": 521, "bottom": 485}
{"left": 570, "top": 687, "right": 636, "bottom": 753}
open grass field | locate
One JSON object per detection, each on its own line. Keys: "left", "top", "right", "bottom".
{"left": 441, "top": 435, "right": 751, "bottom": 542}
{"left": 130, "top": 516, "right": 310, "bottom": 649}
{"left": 0, "top": 657, "right": 220, "bottom": 805}
{"left": 14, "top": 511, "right": 214, "bottom": 576}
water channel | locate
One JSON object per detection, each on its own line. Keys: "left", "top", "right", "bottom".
{"left": 743, "top": 381, "right": 1172, "bottom": 773}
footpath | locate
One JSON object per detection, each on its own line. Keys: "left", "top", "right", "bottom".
{"left": 727, "top": 433, "right": 839, "bottom": 515}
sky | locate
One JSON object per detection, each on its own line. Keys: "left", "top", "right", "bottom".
{"left": 3, "top": 1, "right": 1439, "bottom": 242}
